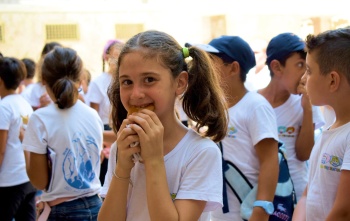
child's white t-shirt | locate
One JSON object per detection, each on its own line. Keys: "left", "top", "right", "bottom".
{"left": 274, "top": 94, "right": 325, "bottom": 200}
{"left": 86, "top": 72, "right": 112, "bottom": 125}
{"left": 22, "top": 100, "right": 104, "bottom": 202}
{"left": 21, "top": 82, "right": 48, "bottom": 108}
{"left": 306, "top": 122, "right": 350, "bottom": 221}
{"left": 211, "top": 91, "right": 279, "bottom": 221}
{"left": 101, "top": 129, "right": 223, "bottom": 221}
{"left": 0, "top": 94, "right": 33, "bottom": 187}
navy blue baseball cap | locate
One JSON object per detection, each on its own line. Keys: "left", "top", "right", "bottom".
{"left": 266, "top": 33, "right": 305, "bottom": 65}
{"left": 186, "top": 36, "right": 256, "bottom": 75}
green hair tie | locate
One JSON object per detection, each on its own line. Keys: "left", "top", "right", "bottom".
{"left": 182, "top": 47, "right": 189, "bottom": 58}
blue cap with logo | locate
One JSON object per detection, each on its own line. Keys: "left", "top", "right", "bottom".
{"left": 266, "top": 33, "right": 305, "bottom": 65}
{"left": 186, "top": 36, "right": 256, "bottom": 75}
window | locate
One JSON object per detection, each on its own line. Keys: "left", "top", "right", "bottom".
{"left": 115, "top": 24, "right": 144, "bottom": 41}
{"left": 45, "top": 24, "right": 79, "bottom": 41}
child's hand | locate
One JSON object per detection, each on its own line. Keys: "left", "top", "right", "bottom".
{"left": 116, "top": 119, "right": 141, "bottom": 172}
{"left": 297, "top": 75, "right": 312, "bottom": 111}
{"left": 39, "top": 93, "right": 51, "bottom": 108}
{"left": 127, "top": 109, "right": 164, "bottom": 163}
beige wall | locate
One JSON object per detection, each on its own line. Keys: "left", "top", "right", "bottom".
{"left": 0, "top": 1, "right": 349, "bottom": 80}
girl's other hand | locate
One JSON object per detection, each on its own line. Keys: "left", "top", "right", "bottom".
{"left": 127, "top": 109, "right": 164, "bottom": 163}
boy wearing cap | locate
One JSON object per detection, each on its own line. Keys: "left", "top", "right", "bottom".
{"left": 293, "top": 28, "right": 350, "bottom": 221}
{"left": 258, "top": 33, "right": 324, "bottom": 201}
{"left": 190, "top": 36, "right": 279, "bottom": 221}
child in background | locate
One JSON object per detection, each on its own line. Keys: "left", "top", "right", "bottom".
{"left": 23, "top": 47, "right": 104, "bottom": 220}
{"left": 292, "top": 28, "right": 350, "bottom": 221}
{"left": 258, "top": 33, "right": 325, "bottom": 201}
{"left": 17, "top": 58, "right": 36, "bottom": 94}
{"left": 86, "top": 39, "right": 125, "bottom": 185}
{"left": 98, "top": 30, "right": 228, "bottom": 221}
{"left": 0, "top": 57, "right": 36, "bottom": 221}
{"left": 190, "top": 36, "right": 279, "bottom": 221}
{"left": 21, "top": 42, "right": 62, "bottom": 110}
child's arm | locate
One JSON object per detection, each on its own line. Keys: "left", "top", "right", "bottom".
{"left": 250, "top": 138, "right": 279, "bottom": 221}
{"left": 292, "top": 186, "right": 307, "bottom": 221}
{"left": 296, "top": 79, "right": 315, "bottom": 161}
{"left": 325, "top": 170, "right": 350, "bottom": 221}
{"left": 24, "top": 151, "right": 49, "bottom": 190}
{"left": 0, "top": 130, "right": 7, "bottom": 168}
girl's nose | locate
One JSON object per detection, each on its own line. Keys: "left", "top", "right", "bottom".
{"left": 130, "top": 84, "right": 145, "bottom": 100}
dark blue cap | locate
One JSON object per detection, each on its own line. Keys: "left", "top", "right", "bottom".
{"left": 266, "top": 33, "right": 305, "bottom": 65}
{"left": 186, "top": 36, "right": 256, "bottom": 75}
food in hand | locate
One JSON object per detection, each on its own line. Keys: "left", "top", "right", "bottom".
{"left": 127, "top": 104, "right": 155, "bottom": 163}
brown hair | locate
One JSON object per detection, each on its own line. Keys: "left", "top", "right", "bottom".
{"left": 305, "top": 27, "right": 350, "bottom": 85}
{"left": 0, "top": 57, "right": 26, "bottom": 90}
{"left": 41, "top": 47, "right": 82, "bottom": 109}
{"left": 108, "top": 30, "right": 228, "bottom": 142}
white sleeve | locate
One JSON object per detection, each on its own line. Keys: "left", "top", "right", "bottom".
{"left": 100, "top": 141, "right": 117, "bottom": 198}
{"left": 312, "top": 105, "right": 325, "bottom": 130}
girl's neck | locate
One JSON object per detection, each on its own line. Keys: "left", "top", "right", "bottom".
{"left": 0, "top": 89, "right": 16, "bottom": 98}
{"left": 162, "top": 116, "right": 189, "bottom": 155}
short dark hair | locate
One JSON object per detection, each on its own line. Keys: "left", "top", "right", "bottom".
{"left": 0, "top": 57, "right": 26, "bottom": 90}
{"left": 305, "top": 27, "right": 350, "bottom": 85}
{"left": 21, "top": 58, "right": 36, "bottom": 79}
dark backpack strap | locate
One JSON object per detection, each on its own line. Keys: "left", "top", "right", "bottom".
{"left": 219, "top": 142, "right": 229, "bottom": 213}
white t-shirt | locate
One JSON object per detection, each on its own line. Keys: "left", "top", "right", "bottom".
{"left": 21, "top": 82, "right": 49, "bottom": 108}
{"left": 245, "top": 65, "right": 270, "bottom": 91}
{"left": 211, "top": 92, "right": 279, "bottom": 221}
{"left": 22, "top": 100, "right": 104, "bottom": 202}
{"left": 274, "top": 94, "right": 325, "bottom": 200}
{"left": 306, "top": 122, "right": 350, "bottom": 221}
{"left": 0, "top": 94, "right": 33, "bottom": 187}
{"left": 86, "top": 72, "right": 112, "bottom": 124}
{"left": 101, "top": 129, "right": 223, "bottom": 221}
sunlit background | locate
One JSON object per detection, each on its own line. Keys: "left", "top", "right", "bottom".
{"left": 1, "top": 0, "right": 349, "bottom": 78}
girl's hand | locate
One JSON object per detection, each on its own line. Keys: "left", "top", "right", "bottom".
{"left": 116, "top": 119, "right": 141, "bottom": 172}
{"left": 127, "top": 109, "right": 164, "bottom": 163}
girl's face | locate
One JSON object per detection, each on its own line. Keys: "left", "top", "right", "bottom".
{"left": 118, "top": 51, "right": 180, "bottom": 121}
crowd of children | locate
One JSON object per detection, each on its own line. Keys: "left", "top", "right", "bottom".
{"left": 0, "top": 27, "right": 349, "bottom": 221}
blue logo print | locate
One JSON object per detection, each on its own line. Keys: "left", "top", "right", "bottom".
{"left": 63, "top": 132, "right": 100, "bottom": 189}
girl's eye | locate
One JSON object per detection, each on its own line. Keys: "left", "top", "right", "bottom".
{"left": 121, "top": 79, "right": 132, "bottom": 85}
{"left": 145, "top": 77, "right": 155, "bottom": 83}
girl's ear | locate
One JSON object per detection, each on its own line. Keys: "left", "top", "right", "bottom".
{"left": 175, "top": 71, "right": 188, "bottom": 96}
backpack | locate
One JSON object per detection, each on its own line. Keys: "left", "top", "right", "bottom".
{"left": 219, "top": 141, "right": 296, "bottom": 221}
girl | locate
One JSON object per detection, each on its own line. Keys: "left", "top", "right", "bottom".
{"left": 98, "top": 30, "right": 228, "bottom": 221}
{"left": 0, "top": 57, "right": 36, "bottom": 221}
{"left": 23, "top": 47, "right": 104, "bottom": 220}
{"left": 86, "top": 39, "right": 124, "bottom": 185}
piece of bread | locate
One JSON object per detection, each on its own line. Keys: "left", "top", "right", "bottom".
{"left": 128, "top": 104, "right": 155, "bottom": 115}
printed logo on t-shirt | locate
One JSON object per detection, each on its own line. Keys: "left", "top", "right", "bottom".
{"left": 320, "top": 153, "right": 343, "bottom": 172}
{"left": 62, "top": 132, "right": 100, "bottom": 189}
{"left": 227, "top": 126, "right": 238, "bottom": 138}
{"left": 278, "top": 126, "right": 296, "bottom": 138}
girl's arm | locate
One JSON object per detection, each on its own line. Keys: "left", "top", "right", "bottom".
{"left": 132, "top": 110, "right": 206, "bottom": 221}
{"left": 250, "top": 138, "right": 279, "bottom": 221}
{"left": 0, "top": 130, "right": 8, "bottom": 168}
{"left": 24, "top": 151, "right": 49, "bottom": 190}
{"left": 90, "top": 102, "right": 99, "bottom": 112}
{"left": 292, "top": 186, "right": 307, "bottom": 221}
{"left": 325, "top": 170, "right": 350, "bottom": 221}
{"left": 98, "top": 119, "right": 139, "bottom": 221}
